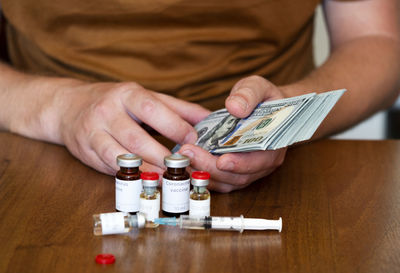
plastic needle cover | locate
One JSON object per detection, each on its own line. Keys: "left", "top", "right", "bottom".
{"left": 154, "top": 215, "right": 282, "bottom": 233}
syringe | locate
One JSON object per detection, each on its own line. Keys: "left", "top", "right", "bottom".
{"left": 154, "top": 215, "right": 282, "bottom": 233}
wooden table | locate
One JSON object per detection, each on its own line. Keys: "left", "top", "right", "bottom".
{"left": 1, "top": 132, "right": 399, "bottom": 273}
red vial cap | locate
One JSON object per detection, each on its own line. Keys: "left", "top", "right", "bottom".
{"left": 141, "top": 172, "right": 159, "bottom": 180}
{"left": 191, "top": 171, "right": 210, "bottom": 180}
{"left": 95, "top": 254, "right": 115, "bottom": 265}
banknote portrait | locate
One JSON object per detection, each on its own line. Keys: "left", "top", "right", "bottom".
{"left": 197, "top": 114, "right": 240, "bottom": 151}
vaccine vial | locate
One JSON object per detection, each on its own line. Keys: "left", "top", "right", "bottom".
{"left": 93, "top": 212, "right": 146, "bottom": 235}
{"left": 139, "top": 172, "right": 160, "bottom": 228}
{"left": 162, "top": 154, "right": 190, "bottom": 217}
{"left": 115, "top": 154, "right": 142, "bottom": 214}
{"left": 189, "top": 171, "right": 211, "bottom": 217}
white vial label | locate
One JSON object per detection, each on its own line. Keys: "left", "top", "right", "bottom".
{"left": 189, "top": 198, "right": 210, "bottom": 217}
{"left": 162, "top": 178, "right": 190, "bottom": 213}
{"left": 139, "top": 195, "right": 160, "bottom": 221}
{"left": 115, "top": 178, "right": 142, "bottom": 212}
{"left": 100, "top": 212, "right": 126, "bottom": 235}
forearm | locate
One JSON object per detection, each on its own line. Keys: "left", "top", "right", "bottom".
{"left": 0, "top": 62, "right": 81, "bottom": 143}
{"left": 280, "top": 35, "right": 400, "bottom": 138}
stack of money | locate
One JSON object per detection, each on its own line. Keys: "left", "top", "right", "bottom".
{"left": 194, "top": 89, "right": 346, "bottom": 154}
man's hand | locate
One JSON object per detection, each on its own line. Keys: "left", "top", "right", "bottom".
{"left": 0, "top": 65, "right": 211, "bottom": 175}
{"left": 56, "top": 81, "right": 211, "bottom": 174}
{"left": 179, "top": 75, "right": 287, "bottom": 192}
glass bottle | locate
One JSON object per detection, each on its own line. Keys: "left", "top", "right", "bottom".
{"left": 162, "top": 154, "right": 190, "bottom": 217}
{"left": 93, "top": 212, "right": 146, "bottom": 235}
{"left": 139, "top": 172, "right": 160, "bottom": 228}
{"left": 115, "top": 154, "right": 142, "bottom": 214}
{"left": 189, "top": 171, "right": 211, "bottom": 217}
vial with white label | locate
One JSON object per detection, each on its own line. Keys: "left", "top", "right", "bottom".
{"left": 115, "top": 154, "right": 142, "bottom": 214}
{"left": 139, "top": 172, "right": 160, "bottom": 228}
{"left": 189, "top": 171, "right": 211, "bottom": 217}
{"left": 93, "top": 212, "right": 146, "bottom": 235}
{"left": 162, "top": 154, "right": 190, "bottom": 217}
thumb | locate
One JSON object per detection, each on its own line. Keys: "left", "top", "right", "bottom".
{"left": 225, "top": 75, "right": 283, "bottom": 118}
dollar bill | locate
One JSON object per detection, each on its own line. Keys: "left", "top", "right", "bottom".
{"left": 193, "top": 89, "right": 346, "bottom": 154}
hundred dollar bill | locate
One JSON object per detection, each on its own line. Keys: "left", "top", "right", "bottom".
{"left": 194, "top": 89, "right": 346, "bottom": 154}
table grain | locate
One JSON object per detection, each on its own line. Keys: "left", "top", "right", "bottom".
{"left": 1, "top": 132, "right": 399, "bottom": 273}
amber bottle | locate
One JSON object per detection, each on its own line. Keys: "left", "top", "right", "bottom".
{"left": 162, "top": 154, "right": 190, "bottom": 217}
{"left": 115, "top": 154, "right": 142, "bottom": 214}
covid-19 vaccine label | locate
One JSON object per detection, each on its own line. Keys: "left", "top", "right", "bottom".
{"left": 189, "top": 198, "right": 210, "bottom": 217}
{"left": 100, "top": 212, "right": 126, "bottom": 235}
{"left": 162, "top": 178, "right": 190, "bottom": 213}
{"left": 115, "top": 178, "right": 142, "bottom": 212}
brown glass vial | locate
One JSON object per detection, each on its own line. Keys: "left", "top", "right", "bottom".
{"left": 115, "top": 154, "right": 142, "bottom": 214}
{"left": 162, "top": 154, "right": 190, "bottom": 217}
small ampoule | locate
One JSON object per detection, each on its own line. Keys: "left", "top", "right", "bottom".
{"left": 189, "top": 171, "right": 211, "bottom": 217}
{"left": 93, "top": 212, "right": 146, "bottom": 235}
{"left": 139, "top": 172, "right": 160, "bottom": 228}
{"left": 115, "top": 154, "right": 142, "bottom": 214}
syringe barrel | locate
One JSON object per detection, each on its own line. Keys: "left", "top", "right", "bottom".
{"left": 179, "top": 215, "right": 208, "bottom": 230}
{"left": 178, "top": 215, "right": 282, "bottom": 232}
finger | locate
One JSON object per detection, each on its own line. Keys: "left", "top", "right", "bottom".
{"left": 209, "top": 167, "right": 273, "bottom": 192}
{"left": 64, "top": 128, "right": 117, "bottom": 175}
{"left": 85, "top": 149, "right": 117, "bottom": 175}
{"left": 73, "top": 138, "right": 117, "bottom": 175}
{"left": 89, "top": 129, "right": 166, "bottom": 174}
{"left": 104, "top": 113, "right": 171, "bottom": 169}
{"left": 179, "top": 144, "right": 255, "bottom": 190}
{"left": 154, "top": 93, "right": 211, "bottom": 125}
{"left": 216, "top": 148, "right": 286, "bottom": 174}
{"left": 188, "top": 165, "right": 237, "bottom": 193}
{"left": 140, "top": 161, "right": 165, "bottom": 175}
{"left": 208, "top": 181, "right": 235, "bottom": 193}
{"left": 124, "top": 90, "right": 198, "bottom": 145}
{"left": 225, "top": 75, "right": 283, "bottom": 118}
{"left": 88, "top": 130, "right": 130, "bottom": 170}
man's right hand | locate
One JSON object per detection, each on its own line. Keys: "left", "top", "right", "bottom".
{"left": 0, "top": 64, "right": 210, "bottom": 175}
{"left": 57, "top": 81, "right": 211, "bottom": 174}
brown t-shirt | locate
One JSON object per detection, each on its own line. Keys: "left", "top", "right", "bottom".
{"left": 3, "top": 0, "right": 320, "bottom": 110}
